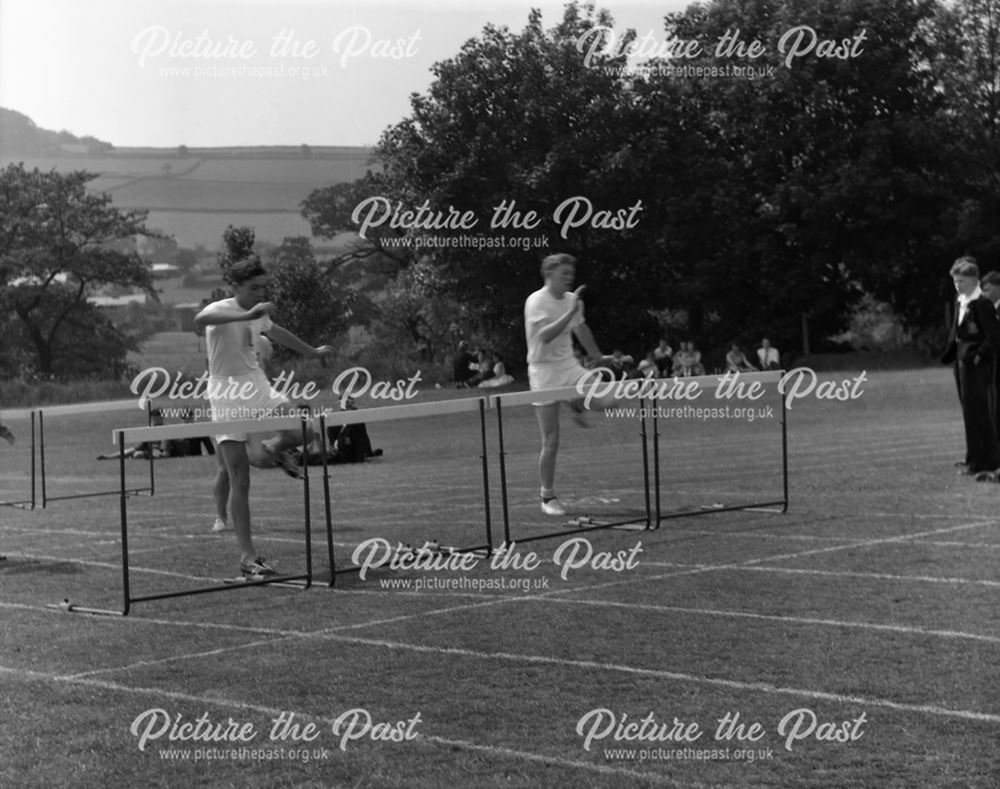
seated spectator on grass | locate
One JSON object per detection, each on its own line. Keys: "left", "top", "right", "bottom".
{"left": 294, "top": 398, "right": 383, "bottom": 466}
{"left": 0, "top": 423, "right": 13, "bottom": 445}
{"left": 467, "top": 349, "right": 495, "bottom": 387}
{"left": 452, "top": 340, "right": 477, "bottom": 388}
{"left": 97, "top": 409, "right": 165, "bottom": 460}
{"left": 165, "top": 409, "right": 216, "bottom": 457}
{"left": 689, "top": 342, "right": 706, "bottom": 376}
{"left": 478, "top": 353, "right": 515, "bottom": 388}
{"left": 673, "top": 343, "right": 693, "bottom": 376}
{"left": 637, "top": 352, "right": 657, "bottom": 379}
{"left": 653, "top": 339, "right": 673, "bottom": 377}
{"left": 757, "top": 337, "right": 780, "bottom": 370}
{"left": 607, "top": 349, "right": 638, "bottom": 379}
{"left": 725, "top": 343, "right": 759, "bottom": 373}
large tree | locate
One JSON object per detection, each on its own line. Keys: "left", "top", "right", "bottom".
{"left": 302, "top": 0, "right": 976, "bottom": 365}
{"left": 0, "top": 164, "right": 155, "bottom": 376}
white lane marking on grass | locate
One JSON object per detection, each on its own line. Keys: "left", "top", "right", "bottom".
{"left": 25, "top": 597, "right": 1000, "bottom": 725}
{"left": 538, "top": 597, "right": 1000, "bottom": 646}
{"left": 55, "top": 594, "right": 519, "bottom": 680}
{"left": 537, "top": 519, "right": 1000, "bottom": 600}
{"left": 321, "top": 634, "right": 1000, "bottom": 724}
{"left": 2, "top": 552, "right": 221, "bottom": 583}
{"left": 0, "top": 523, "right": 356, "bottom": 552}
{"left": 707, "top": 564, "right": 1000, "bottom": 589}
{"left": 0, "top": 664, "right": 684, "bottom": 787}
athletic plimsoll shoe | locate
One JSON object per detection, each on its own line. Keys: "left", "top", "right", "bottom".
{"left": 569, "top": 401, "right": 588, "bottom": 428}
{"left": 541, "top": 498, "right": 566, "bottom": 517}
{"left": 240, "top": 557, "right": 278, "bottom": 578}
{"left": 211, "top": 518, "right": 230, "bottom": 533}
{"left": 276, "top": 449, "right": 305, "bottom": 480}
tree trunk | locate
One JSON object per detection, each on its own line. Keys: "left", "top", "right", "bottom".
{"left": 801, "top": 312, "right": 810, "bottom": 356}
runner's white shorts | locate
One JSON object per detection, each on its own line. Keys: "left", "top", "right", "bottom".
{"left": 209, "top": 372, "right": 291, "bottom": 443}
{"left": 528, "top": 358, "right": 590, "bottom": 406}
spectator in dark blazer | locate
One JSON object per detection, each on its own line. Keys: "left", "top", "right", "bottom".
{"left": 941, "top": 257, "right": 1000, "bottom": 476}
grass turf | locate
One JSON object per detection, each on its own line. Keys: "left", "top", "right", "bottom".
{"left": 1, "top": 366, "right": 999, "bottom": 788}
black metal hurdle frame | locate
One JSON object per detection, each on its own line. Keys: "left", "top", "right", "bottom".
{"left": 317, "top": 397, "right": 495, "bottom": 587}
{"left": 0, "top": 410, "right": 37, "bottom": 510}
{"left": 649, "top": 370, "right": 789, "bottom": 527}
{"left": 49, "top": 415, "right": 314, "bottom": 616}
{"left": 37, "top": 400, "right": 157, "bottom": 508}
{"left": 491, "top": 388, "right": 655, "bottom": 547}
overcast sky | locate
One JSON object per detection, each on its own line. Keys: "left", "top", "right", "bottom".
{"left": 0, "top": 0, "right": 690, "bottom": 148}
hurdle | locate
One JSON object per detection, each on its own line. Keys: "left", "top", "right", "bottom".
{"left": 315, "top": 397, "right": 494, "bottom": 586}
{"left": 36, "top": 400, "right": 157, "bottom": 507}
{"left": 0, "top": 408, "right": 37, "bottom": 510}
{"left": 649, "top": 369, "right": 789, "bottom": 527}
{"left": 490, "top": 386, "right": 653, "bottom": 547}
{"left": 49, "top": 414, "right": 315, "bottom": 616}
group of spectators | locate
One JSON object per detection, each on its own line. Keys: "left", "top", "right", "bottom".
{"left": 453, "top": 341, "right": 515, "bottom": 389}
{"left": 724, "top": 338, "right": 782, "bottom": 374}
{"left": 96, "top": 408, "right": 214, "bottom": 460}
{"left": 452, "top": 336, "right": 782, "bottom": 386}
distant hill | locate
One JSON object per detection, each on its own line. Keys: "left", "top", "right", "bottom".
{"left": 0, "top": 108, "right": 374, "bottom": 248}
{"left": 0, "top": 107, "right": 114, "bottom": 155}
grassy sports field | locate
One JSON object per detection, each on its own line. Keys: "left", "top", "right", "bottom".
{"left": 0, "top": 365, "right": 998, "bottom": 788}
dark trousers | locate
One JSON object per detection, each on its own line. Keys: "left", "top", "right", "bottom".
{"left": 956, "top": 358, "right": 1000, "bottom": 470}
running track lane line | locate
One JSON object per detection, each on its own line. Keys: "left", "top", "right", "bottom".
{"left": 0, "top": 665, "right": 690, "bottom": 789}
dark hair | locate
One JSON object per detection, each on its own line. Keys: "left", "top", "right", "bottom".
{"left": 226, "top": 254, "right": 266, "bottom": 286}
{"left": 541, "top": 253, "right": 576, "bottom": 277}
{"left": 982, "top": 270, "right": 1000, "bottom": 287}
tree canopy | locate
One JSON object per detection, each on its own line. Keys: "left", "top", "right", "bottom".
{"left": 300, "top": 0, "right": 1000, "bottom": 370}
{"left": 0, "top": 163, "right": 155, "bottom": 378}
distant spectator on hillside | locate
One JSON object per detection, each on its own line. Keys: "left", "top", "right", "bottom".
{"left": 0, "top": 423, "right": 13, "bottom": 446}
{"left": 757, "top": 338, "right": 780, "bottom": 370}
{"left": 452, "top": 340, "right": 477, "bottom": 388}
{"left": 725, "top": 343, "right": 759, "bottom": 373}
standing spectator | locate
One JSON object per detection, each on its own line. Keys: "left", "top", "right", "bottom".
{"left": 757, "top": 338, "right": 780, "bottom": 370}
{"left": 726, "top": 343, "right": 759, "bottom": 373}
{"left": 653, "top": 339, "right": 673, "bottom": 376}
{"left": 980, "top": 270, "right": 1000, "bottom": 451}
{"left": 452, "top": 340, "right": 477, "bottom": 388}
{"left": 941, "top": 257, "right": 1000, "bottom": 476}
